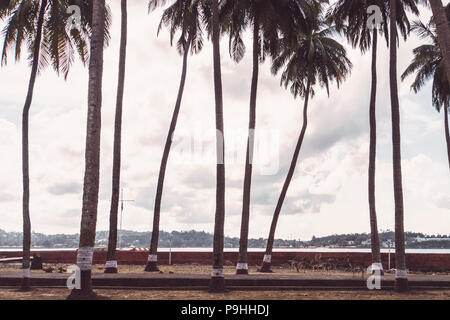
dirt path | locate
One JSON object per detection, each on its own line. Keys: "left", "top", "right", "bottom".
{"left": 0, "top": 288, "right": 448, "bottom": 300}
{"left": 1, "top": 263, "right": 448, "bottom": 277}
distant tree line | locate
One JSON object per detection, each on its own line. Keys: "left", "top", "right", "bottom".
{"left": 0, "top": 229, "right": 448, "bottom": 249}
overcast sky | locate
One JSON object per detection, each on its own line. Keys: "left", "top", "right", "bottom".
{"left": 0, "top": 1, "right": 449, "bottom": 241}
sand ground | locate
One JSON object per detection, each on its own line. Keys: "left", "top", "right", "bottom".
{"left": 1, "top": 263, "right": 448, "bottom": 277}
{"left": 0, "top": 288, "right": 448, "bottom": 300}
{"left": 1, "top": 263, "right": 449, "bottom": 300}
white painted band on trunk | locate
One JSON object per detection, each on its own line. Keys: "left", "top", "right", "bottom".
{"left": 105, "top": 260, "right": 118, "bottom": 269}
{"left": 77, "top": 246, "right": 94, "bottom": 271}
{"left": 211, "top": 268, "right": 224, "bottom": 277}
{"left": 148, "top": 254, "right": 157, "bottom": 262}
{"left": 395, "top": 269, "right": 408, "bottom": 279}
{"left": 263, "top": 254, "right": 272, "bottom": 263}
{"left": 22, "top": 268, "right": 30, "bottom": 278}
{"left": 371, "top": 263, "right": 383, "bottom": 271}
{"left": 236, "top": 263, "right": 248, "bottom": 270}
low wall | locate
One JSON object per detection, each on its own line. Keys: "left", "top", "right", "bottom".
{"left": 1, "top": 250, "right": 449, "bottom": 272}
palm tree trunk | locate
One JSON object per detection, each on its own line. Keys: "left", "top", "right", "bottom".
{"left": 20, "top": 0, "right": 47, "bottom": 291}
{"left": 260, "top": 80, "right": 311, "bottom": 273}
{"left": 445, "top": 103, "right": 450, "bottom": 170}
{"left": 389, "top": 0, "right": 408, "bottom": 292}
{"left": 236, "top": 18, "right": 259, "bottom": 275}
{"left": 68, "top": 0, "right": 106, "bottom": 300}
{"left": 105, "top": 0, "right": 127, "bottom": 274}
{"left": 368, "top": 29, "right": 383, "bottom": 274}
{"left": 209, "top": 0, "right": 226, "bottom": 293}
{"left": 145, "top": 37, "right": 192, "bottom": 272}
{"left": 429, "top": 0, "right": 450, "bottom": 86}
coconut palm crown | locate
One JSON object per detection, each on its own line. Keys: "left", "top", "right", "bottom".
{"left": 402, "top": 17, "right": 450, "bottom": 110}
{"left": 144, "top": 0, "right": 212, "bottom": 272}
{"left": 272, "top": 8, "right": 352, "bottom": 99}
{"left": 1, "top": 0, "right": 111, "bottom": 78}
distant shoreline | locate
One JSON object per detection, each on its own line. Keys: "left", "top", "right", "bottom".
{"left": 1, "top": 247, "right": 450, "bottom": 254}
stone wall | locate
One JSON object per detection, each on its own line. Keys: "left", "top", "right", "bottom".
{"left": 1, "top": 250, "right": 449, "bottom": 271}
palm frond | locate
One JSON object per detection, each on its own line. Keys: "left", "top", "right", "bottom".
{"left": 273, "top": 2, "right": 351, "bottom": 100}
{"left": 402, "top": 9, "right": 450, "bottom": 113}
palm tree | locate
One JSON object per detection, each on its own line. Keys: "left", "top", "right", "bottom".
{"left": 259, "top": 1, "right": 352, "bottom": 272}
{"left": 221, "top": 0, "right": 313, "bottom": 275}
{"left": 235, "top": 0, "right": 264, "bottom": 275}
{"left": 402, "top": 17, "right": 450, "bottom": 169}
{"left": 330, "top": 0, "right": 418, "bottom": 283}
{"left": 1, "top": 0, "right": 97, "bottom": 291}
{"left": 67, "top": 0, "right": 106, "bottom": 300}
{"left": 220, "top": 0, "right": 276, "bottom": 275}
{"left": 429, "top": 0, "right": 450, "bottom": 85}
{"left": 145, "top": 0, "right": 206, "bottom": 272}
{"left": 104, "top": 0, "right": 127, "bottom": 274}
{"left": 389, "top": 0, "right": 407, "bottom": 292}
{"left": 222, "top": 0, "right": 270, "bottom": 276}
{"left": 329, "top": 0, "right": 390, "bottom": 275}
{"left": 209, "top": 0, "right": 226, "bottom": 293}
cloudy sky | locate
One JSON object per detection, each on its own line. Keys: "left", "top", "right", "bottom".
{"left": 0, "top": 1, "right": 449, "bottom": 241}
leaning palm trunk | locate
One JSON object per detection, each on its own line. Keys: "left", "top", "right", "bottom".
{"left": 20, "top": 0, "right": 48, "bottom": 291}
{"left": 236, "top": 19, "right": 259, "bottom": 275}
{"left": 209, "top": 0, "right": 226, "bottom": 292}
{"left": 105, "top": 0, "right": 127, "bottom": 274}
{"left": 260, "top": 81, "right": 311, "bottom": 273}
{"left": 429, "top": 0, "right": 450, "bottom": 86}
{"left": 389, "top": 0, "right": 408, "bottom": 292}
{"left": 145, "top": 39, "right": 191, "bottom": 272}
{"left": 368, "top": 29, "right": 383, "bottom": 274}
{"left": 68, "top": 0, "right": 106, "bottom": 300}
{"left": 445, "top": 103, "right": 450, "bottom": 170}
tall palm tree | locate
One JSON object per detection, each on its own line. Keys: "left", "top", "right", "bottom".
{"left": 221, "top": 0, "right": 273, "bottom": 276}
{"left": 402, "top": 17, "right": 450, "bottom": 169}
{"left": 104, "top": 0, "right": 127, "bottom": 274}
{"left": 145, "top": 0, "right": 206, "bottom": 272}
{"left": 209, "top": 0, "right": 226, "bottom": 293}
{"left": 389, "top": 0, "right": 407, "bottom": 292}
{"left": 386, "top": 0, "right": 420, "bottom": 292}
{"left": 1, "top": 0, "right": 99, "bottom": 291}
{"left": 429, "top": 0, "right": 450, "bottom": 85}
{"left": 221, "top": 0, "right": 313, "bottom": 275}
{"left": 260, "top": 1, "right": 352, "bottom": 272}
{"left": 330, "top": 0, "right": 418, "bottom": 281}
{"left": 67, "top": 0, "right": 106, "bottom": 300}
{"left": 234, "top": 0, "right": 264, "bottom": 276}
{"left": 329, "top": 0, "right": 390, "bottom": 275}
{"left": 18, "top": 0, "right": 47, "bottom": 292}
